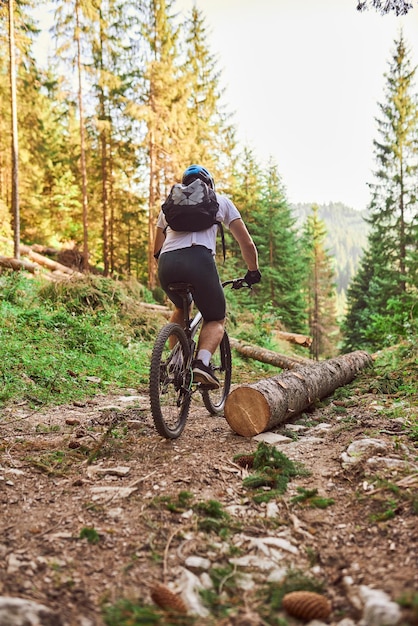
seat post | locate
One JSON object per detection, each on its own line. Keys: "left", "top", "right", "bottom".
{"left": 180, "top": 292, "right": 191, "bottom": 331}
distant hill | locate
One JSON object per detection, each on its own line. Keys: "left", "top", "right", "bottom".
{"left": 291, "top": 202, "right": 370, "bottom": 295}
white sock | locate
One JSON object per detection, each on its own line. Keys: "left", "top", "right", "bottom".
{"left": 197, "top": 349, "right": 211, "bottom": 366}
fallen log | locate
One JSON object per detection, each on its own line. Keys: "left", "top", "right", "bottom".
{"left": 19, "top": 244, "right": 83, "bottom": 276}
{"left": 276, "top": 330, "right": 312, "bottom": 348}
{"left": 224, "top": 350, "right": 373, "bottom": 437}
{"left": 229, "top": 337, "right": 311, "bottom": 370}
{"left": 140, "top": 302, "right": 171, "bottom": 315}
{"left": 0, "top": 255, "right": 38, "bottom": 274}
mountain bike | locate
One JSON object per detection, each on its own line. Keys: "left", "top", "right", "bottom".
{"left": 149, "top": 278, "right": 250, "bottom": 439}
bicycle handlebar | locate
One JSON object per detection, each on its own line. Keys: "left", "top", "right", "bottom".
{"left": 222, "top": 278, "right": 252, "bottom": 290}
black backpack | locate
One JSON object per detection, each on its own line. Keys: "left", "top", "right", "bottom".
{"left": 162, "top": 178, "right": 226, "bottom": 259}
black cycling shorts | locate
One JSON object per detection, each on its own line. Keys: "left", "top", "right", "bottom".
{"left": 158, "top": 245, "right": 226, "bottom": 321}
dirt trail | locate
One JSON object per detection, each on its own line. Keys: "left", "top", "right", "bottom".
{"left": 0, "top": 383, "right": 417, "bottom": 625}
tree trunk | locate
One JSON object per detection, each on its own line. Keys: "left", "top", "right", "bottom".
{"left": 224, "top": 350, "right": 373, "bottom": 437}
{"left": 98, "top": 13, "right": 110, "bottom": 277}
{"left": 8, "top": 0, "right": 20, "bottom": 260}
{"left": 76, "top": 0, "right": 89, "bottom": 272}
{"left": 19, "top": 244, "right": 82, "bottom": 276}
{"left": 229, "top": 337, "right": 311, "bottom": 370}
{"left": 148, "top": 133, "right": 157, "bottom": 291}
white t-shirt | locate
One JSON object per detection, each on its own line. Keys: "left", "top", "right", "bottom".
{"left": 156, "top": 193, "right": 241, "bottom": 256}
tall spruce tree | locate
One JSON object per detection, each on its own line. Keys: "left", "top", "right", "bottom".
{"left": 221, "top": 148, "right": 263, "bottom": 279}
{"left": 342, "top": 33, "right": 418, "bottom": 350}
{"left": 251, "top": 161, "right": 307, "bottom": 333}
{"left": 136, "top": 0, "right": 189, "bottom": 288}
{"left": 182, "top": 5, "right": 236, "bottom": 187}
{"left": 0, "top": 0, "right": 36, "bottom": 250}
{"left": 182, "top": 6, "right": 219, "bottom": 170}
{"left": 88, "top": 0, "right": 146, "bottom": 276}
{"left": 52, "top": 0, "right": 98, "bottom": 269}
{"left": 302, "top": 205, "right": 340, "bottom": 359}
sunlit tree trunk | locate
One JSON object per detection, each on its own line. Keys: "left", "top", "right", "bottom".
{"left": 98, "top": 11, "right": 109, "bottom": 275}
{"left": 148, "top": 131, "right": 157, "bottom": 289}
{"left": 109, "top": 148, "right": 115, "bottom": 275}
{"left": 8, "top": 0, "right": 19, "bottom": 259}
{"left": 75, "top": 0, "right": 89, "bottom": 271}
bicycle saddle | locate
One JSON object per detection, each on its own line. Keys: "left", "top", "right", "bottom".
{"left": 168, "top": 282, "right": 195, "bottom": 294}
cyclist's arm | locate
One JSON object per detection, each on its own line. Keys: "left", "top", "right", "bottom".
{"left": 154, "top": 226, "right": 166, "bottom": 259}
{"left": 229, "top": 218, "right": 259, "bottom": 271}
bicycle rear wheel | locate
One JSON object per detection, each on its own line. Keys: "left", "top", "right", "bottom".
{"left": 201, "top": 331, "right": 232, "bottom": 415}
{"left": 149, "top": 323, "right": 192, "bottom": 439}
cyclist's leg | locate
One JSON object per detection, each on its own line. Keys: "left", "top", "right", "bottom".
{"left": 167, "top": 307, "right": 186, "bottom": 349}
{"left": 192, "top": 318, "right": 225, "bottom": 388}
{"left": 189, "top": 248, "right": 226, "bottom": 359}
{"left": 197, "top": 319, "right": 225, "bottom": 358}
{"left": 185, "top": 249, "right": 226, "bottom": 387}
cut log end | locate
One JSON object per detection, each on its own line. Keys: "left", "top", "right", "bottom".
{"left": 224, "top": 351, "right": 373, "bottom": 437}
{"left": 224, "top": 387, "right": 271, "bottom": 437}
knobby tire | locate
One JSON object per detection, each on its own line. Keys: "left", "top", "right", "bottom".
{"left": 149, "top": 323, "right": 192, "bottom": 439}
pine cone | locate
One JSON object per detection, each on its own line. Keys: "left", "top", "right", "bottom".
{"left": 234, "top": 454, "right": 255, "bottom": 468}
{"left": 150, "top": 582, "right": 188, "bottom": 614}
{"left": 282, "top": 590, "right": 331, "bottom": 621}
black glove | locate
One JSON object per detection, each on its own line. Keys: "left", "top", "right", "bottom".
{"left": 244, "top": 269, "right": 261, "bottom": 285}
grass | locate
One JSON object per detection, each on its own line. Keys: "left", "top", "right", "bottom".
{"left": 79, "top": 526, "right": 101, "bottom": 544}
{"left": 0, "top": 271, "right": 279, "bottom": 409}
{"left": 290, "top": 487, "right": 335, "bottom": 509}
{"left": 0, "top": 272, "right": 160, "bottom": 408}
{"left": 239, "top": 442, "right": 310, "bottom": 503}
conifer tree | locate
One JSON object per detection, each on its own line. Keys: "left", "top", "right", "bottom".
{"left": 342, "top": 33, "right": 418, "bottom": 350}
{"left": 182, "top": 6, "right": 225, "bottom": 174}
{"left": 341, "top": 236, "right": 379, "bottom": 352}
{"left": 221, "top": 148, "right": 263, "bottom": 279}
{"left": 0, "top": 0, "right": 32, "bottom": 250}
{"left": 136, "top": 0, "right": 189, "bottom": 288}
{"left": 302, "top": 205, "right": 340, "bottom": 359}
{"left": 357, "top": 0, "right": 413, "bottom": 15}
{"left": 16, "top": 61, "right": 81, "bottom": 244}
{"left": 89, "top": 0, "right": 137, "bottom": 275}
{"left": 52, "top": 0, "right": 98, "bottom": 269}
{"left": 251, "top": 161, "right": 307, "bottom": 333}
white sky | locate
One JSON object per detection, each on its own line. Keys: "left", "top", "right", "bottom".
{"left": 175, "top": 0, "right": 418, "bottom": 211}
{"left": 33, "top": 1, "right": 418, "bottom": 212}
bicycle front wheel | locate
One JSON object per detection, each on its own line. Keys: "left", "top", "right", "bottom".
{"left": 149, "top": 323, "right": 192, "bottom": 439}
{"left": 201, "top": 331, "right": 232, "bottom": 415}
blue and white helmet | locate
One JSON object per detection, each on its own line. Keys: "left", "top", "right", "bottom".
{"left": 182, "top": 164, "right": 215, "bottom": 189}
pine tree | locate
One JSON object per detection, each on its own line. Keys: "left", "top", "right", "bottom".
{"left": 342, "top": 238, "right": 379, "bottom": 353}
{"left": 302, "top": 205, "right": 340, "bottom": 359}
{"left": 135, "top": 0, "right": 189, "bottom": 288}
{"left": 343, "top": 33, "right": 418, "bottom": 350}
{"left": 357, "top": 0, "right": 413, "bottom": 15}
{"left": 251, "top": 161, "right": 307, "bottom": 333}
{"left": 0, "top": 0, "right": 35, "bottom": 253}
{"left": 52, "top": 0, "right": 98, "bottom": 269}
{"left": 182, "top": 5, "right": 230, "bottom": 178}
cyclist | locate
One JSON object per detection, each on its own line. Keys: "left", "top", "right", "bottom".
{"left": 153, "top": 164, "right": 261, "bottom": 389}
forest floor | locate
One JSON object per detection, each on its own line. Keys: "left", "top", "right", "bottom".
{"left": 0, "top": 368, "right": 417, "bottom": 626}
